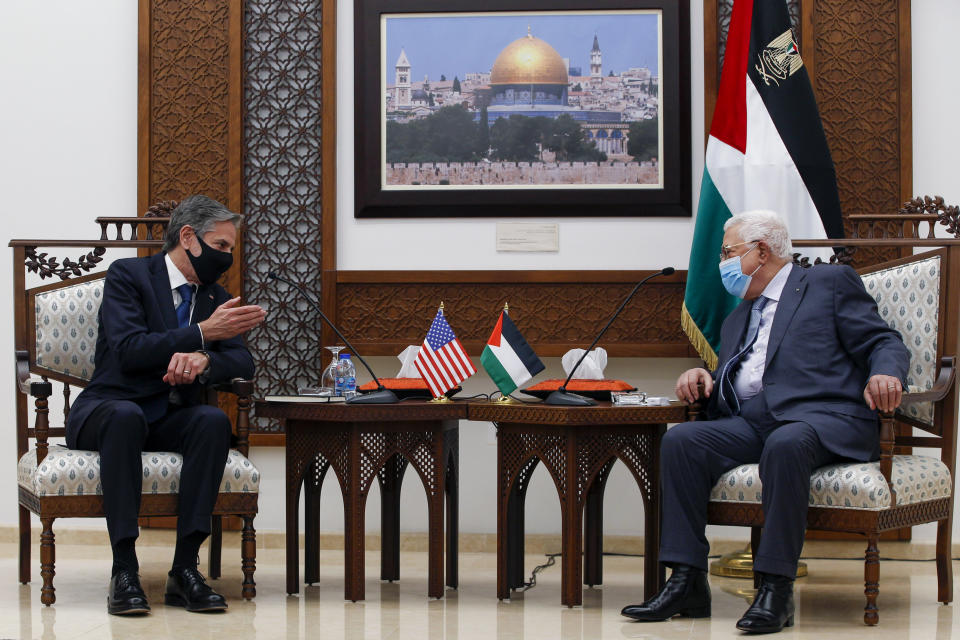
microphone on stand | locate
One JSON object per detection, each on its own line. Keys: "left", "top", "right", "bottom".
{"left": 268, "top": 271, "right": 399, "bottom": 405}
{"left": 545, "top": 267, "right": 676, "bottom": 406}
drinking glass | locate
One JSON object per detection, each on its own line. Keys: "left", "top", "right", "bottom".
{"left": 320, "top": 345, "right": 345, "bottom": 395}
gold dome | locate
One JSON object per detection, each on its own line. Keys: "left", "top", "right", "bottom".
{"left": 489, "top": 33, "right": 569, "bottom": 86}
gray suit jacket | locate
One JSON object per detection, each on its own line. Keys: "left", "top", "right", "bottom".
{"left": 706, "top": 264, "right": 910, "bottom": 461}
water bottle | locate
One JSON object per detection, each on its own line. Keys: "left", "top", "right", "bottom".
{"left": 335, "top": 353, "right": 357, "bottom": 398}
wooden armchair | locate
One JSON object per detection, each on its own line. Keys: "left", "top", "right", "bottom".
{"left": 11, "top": 215, "right": 259, "bottom": 605}
{"left": 705, "top": 202, "right": 960, "bottom": 625}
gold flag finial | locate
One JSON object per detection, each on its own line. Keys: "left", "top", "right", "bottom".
{"left": 503, "top": 301, "right": 509, "bottom": 313}
{"left": 439, "top": 301, "right": 445, "bottom": 313}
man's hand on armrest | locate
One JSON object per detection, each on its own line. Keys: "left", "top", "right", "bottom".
{"left": 676, "top": 368, "right": 713, "bottom": 404}
{"left": 864, "top": 374, "right": 903, "bottom": 412}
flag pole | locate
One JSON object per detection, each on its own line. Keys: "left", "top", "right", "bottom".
{"left": 494, "top": 301, "right": 518, "bottom": 403}
{"left": 429, "top": 300, "right": 454, "bottom": 402}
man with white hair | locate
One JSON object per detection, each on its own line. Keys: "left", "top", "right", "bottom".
{"left": 621, "top": 210, "right": 910, "bottom": 633}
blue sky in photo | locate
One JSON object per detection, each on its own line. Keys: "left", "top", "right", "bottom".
{"left": 384, "top": 12, "right": 660, "bottom": 83}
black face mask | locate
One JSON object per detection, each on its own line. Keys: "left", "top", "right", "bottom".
{"left": 186, "top": 233, "right": 233, "bottom": 285}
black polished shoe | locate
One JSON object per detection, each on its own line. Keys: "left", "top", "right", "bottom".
{"left": 164, "top": 566, "right": 227, "bottom": 612}
{"left": 736, "top": 573, "right": 795, "bottom": 633}
{"left": 621, "top": 564, "right": 711, "bottom": 621}
{"left": 108, "top": 570, "right": 150, "bottom": 615}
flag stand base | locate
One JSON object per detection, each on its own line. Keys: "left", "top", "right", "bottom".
{"left": 429, "top": 396, "right": 453, "bottom": 404}
{"left": 709, "top": 544, "right": 808, "bottom": 579}
{"left": 494, "top": 396, "right": 518, "bottom": 404}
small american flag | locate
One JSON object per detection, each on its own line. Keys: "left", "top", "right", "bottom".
{"left": 415, "top": 309, "right": 476, "bottom": 398}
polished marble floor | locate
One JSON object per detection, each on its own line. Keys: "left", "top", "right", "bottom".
{"left": 0, "top": 538, "right": 956, "bottom": 640}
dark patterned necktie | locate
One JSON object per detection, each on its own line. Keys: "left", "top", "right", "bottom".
{"left": 718, "top": 295, "right": 768, "bottom": 415}
{"left": 175, "top": 283, "right": 194, "bottom": 328}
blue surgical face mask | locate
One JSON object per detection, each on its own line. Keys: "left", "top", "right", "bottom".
{"left": 718, "top": 245, "right": 761, "bottom": 298}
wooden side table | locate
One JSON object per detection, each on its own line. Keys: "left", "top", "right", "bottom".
{"left": 468, "top": 401, "right": 691, "bottom": 607}
{"left": 256, "top": 399, "right": 466, "bottom": 601}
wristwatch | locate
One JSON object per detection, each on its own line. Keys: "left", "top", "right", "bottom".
{"left": 196, "top": 350, "right": 212, "bottom": 383}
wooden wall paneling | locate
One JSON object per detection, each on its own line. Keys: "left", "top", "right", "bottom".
{"left": 137, "top": 0, "right": 244, "bottom": 294}
{"left": 335, "top": 270, "right": 695, "bottom": 358}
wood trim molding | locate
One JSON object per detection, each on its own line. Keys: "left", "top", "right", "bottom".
{"left": 334, "top": 269, "right": 696, "bottom": 358}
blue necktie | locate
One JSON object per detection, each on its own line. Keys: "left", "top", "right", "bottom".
{"left": 175, "top": 283, "right": 194, "bottom": 328}
{"left": 718, "top": 295, "right": 768, "bottom": 415}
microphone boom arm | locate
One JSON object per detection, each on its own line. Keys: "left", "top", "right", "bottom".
{"left": 547, "top": 267, "right": 675, "bottom": 406}
{"left": 268, "top": 272, "right": 398, "bottom": 404}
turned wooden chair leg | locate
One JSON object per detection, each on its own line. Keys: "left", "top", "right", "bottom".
{"left": 208, "top": 515, "right": 223, "bottom": 579}
{"left": 19, "top": 506, "right": 30, "bottom": 585}
{"left": 936, "top": 519, "right": 953, "bottom": 604}
{"left": 241, "top": 515, "right": 257, "bottom": 600}
{"left": 864, "top": 535, "right": 880, "bottom": 625}
{"left": 39, "top": 517, "right": 55, "bottom": 606}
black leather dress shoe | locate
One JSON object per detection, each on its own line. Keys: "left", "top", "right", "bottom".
{"left": 164, "top": 566, "right": 227, "bottom": 612}
{"left": 621, "top": 564, "right": 711, "bottom": 621}
{"left": 736, "top": 573, "right": 795, "bottom": 633}
{"left": 108, "top": 570, "right": 150, "bottom": 615}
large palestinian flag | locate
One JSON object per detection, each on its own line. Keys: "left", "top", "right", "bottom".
{"left": 682, "top": 0, "right": 843, "bottom": 370}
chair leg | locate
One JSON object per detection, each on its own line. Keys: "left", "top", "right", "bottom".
{"left": 208, "top": 515, "right": 222, "bottom": 579}
{"left": 39, "top": 517, "right": 55, "bottom": 606}
{"left": 864, "top": 535, "right": 880, "bottom": 625}
{"left": 241, "top": 515, "right": 257, "bottom": 600}
{"left": 936, "top": 519, "right": 953, "bottom": 604}
{"left": 19, "top": 506, "right": 30, "bottom": 585}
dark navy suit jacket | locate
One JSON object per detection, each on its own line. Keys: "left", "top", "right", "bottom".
{"left": 66, "top": 252, "right": 255, "bottom": 448}
{"left": 705, "top": 263, "right": 910, "bottom": 462}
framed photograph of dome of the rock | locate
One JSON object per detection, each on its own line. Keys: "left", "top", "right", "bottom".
{"left": 354, "top": 0, "right": 690, "bottom": 218}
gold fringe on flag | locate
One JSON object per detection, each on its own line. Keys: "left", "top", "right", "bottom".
{"left": 681, "top": 301, "right": 719, "bottom": 371}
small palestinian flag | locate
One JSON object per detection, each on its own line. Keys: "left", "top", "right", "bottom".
{"left": 481, "top": 310, "right": 545, "bottom": 397}
{"left": 681, "top": 0, "right": 843, "bottom": 370}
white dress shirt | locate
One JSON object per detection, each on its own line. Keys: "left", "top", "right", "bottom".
{"left": 165, "top": 254, "right": 195, "bottom": 317}
{"left": 733, "top": 262, "right": 793, "bottom": 400}
{"left": 165, "top": 254, "right": 205, "bottom": 347}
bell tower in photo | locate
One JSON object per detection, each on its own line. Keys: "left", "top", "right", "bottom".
{"left": 590, "top": 34, "right": 602, "bottom": 79}
{"left": 395, "top": 48, "right": 411, "bottom": 108}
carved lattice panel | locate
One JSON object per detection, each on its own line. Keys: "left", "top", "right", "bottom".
{"left": 813, "top": 0, "right": 903, "bottom": 266}
{"left": 148, "top": 1, "right": 231, "bottom": 202}
{"left": 242, "top": 0, "right": 324, "bottom": 433}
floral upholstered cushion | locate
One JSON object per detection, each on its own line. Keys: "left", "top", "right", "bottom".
{"left": 709, "top": 455, "right": 951, "bottom": 510}
{"left": 34, "top": 279, "right": 104, "bottom": 382}
{"left": 18, "top": 445, "right": 260, "bottom": 496}
{"left": 861, "top": 255, "right": 941, "bottom": 426}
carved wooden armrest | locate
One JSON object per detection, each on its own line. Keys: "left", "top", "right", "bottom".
{"left": 16, "top": 350, "right": 54, "bottom": 464}
{"left": 878, "top": 410, "right": 897, "bottom": 504}
{"left": 212, "top": 378, "right": 254, "bottom": 457}
{"left": 898, "top": 356, "right": 956, "bottom": 406}
{"left": 15, "top": 350, "right": 52, "bottom": 398}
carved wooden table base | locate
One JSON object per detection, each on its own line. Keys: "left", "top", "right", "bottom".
{"left": 468, "top": 402, "right": 690, "bottom": 607}
{"left": 256, "top": 401, "right": 464, "bottom": 601}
